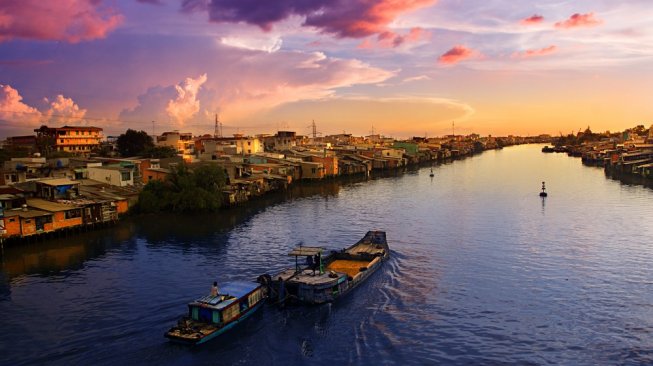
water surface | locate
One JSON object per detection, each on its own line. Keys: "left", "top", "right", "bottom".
{"left": 2, "top": 145, "right": 653, "bottom": 365}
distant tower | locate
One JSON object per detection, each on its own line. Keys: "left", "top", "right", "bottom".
{"left": 452, "top": 121, "right": 455, "bottom": 137}
{"left": 152, "top": 121, "right": 155, "bottom": 136}
{"left": 308, "top": 120, "right": 321, "bottom": 139}
{"left": 214, "top": 114, "right": 222, "bottom": 138}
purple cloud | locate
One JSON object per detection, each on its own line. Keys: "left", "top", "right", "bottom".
{"left": 181, "top": 0, "right": 436, "bottom": 38}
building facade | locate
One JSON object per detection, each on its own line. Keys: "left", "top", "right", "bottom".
{"left": 34, "top": 125, "right": 103, "bottom": 155}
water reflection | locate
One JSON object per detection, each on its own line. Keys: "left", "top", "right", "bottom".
{"left": 0, "top": 174, "right": 368, "bottom": 279}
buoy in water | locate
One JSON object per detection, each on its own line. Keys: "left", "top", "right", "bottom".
{"left": 539, "top": 181, "right": 548, "bottom": 197}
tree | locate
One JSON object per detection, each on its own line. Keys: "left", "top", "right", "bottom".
{"left": 142, "top": 146, "right": 178, "bottom": 158}
{"left": 116, "top": 129, "right": 154, "bottom": 157}
{"left": 135, "top": 163, "right": 228, "bottom": 213}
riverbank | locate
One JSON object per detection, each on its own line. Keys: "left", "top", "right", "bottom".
{"left": 541, "top": 143, "right": 653, "bottom": 189}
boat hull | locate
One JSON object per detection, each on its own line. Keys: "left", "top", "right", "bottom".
{"left": 165, "top": 281, "right": 266, "bottom": 345}
{"left": 263, "top": 231, "right": 389, "bottom": 305}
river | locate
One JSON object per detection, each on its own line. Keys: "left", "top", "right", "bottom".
{"left": 1, "top": 144, "right": 653, "bottom": 365}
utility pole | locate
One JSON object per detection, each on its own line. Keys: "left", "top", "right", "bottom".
{"left": 452, "top": 121, "right": 455, "bottom": 137}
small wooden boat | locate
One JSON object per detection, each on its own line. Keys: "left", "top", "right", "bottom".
{"left": 260, "top": 231, "right": 389, "bottom": 305}
{"left": 165, "top": 281, "right": 266, "bottom": 345}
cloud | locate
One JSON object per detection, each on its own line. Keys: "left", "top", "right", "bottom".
{"left": 0, "top": 0, "right": 123, "bottom": 43}
{"left": 520, "top": 14, "right": 544, "bottom": 25}
{"left": 438, "top": 45, "right": 478, "bottom": 65}
{"left": 555, "top": 13, "right": 602, "bottom": 29}
{"left": 358, "top": 27, "right": 430, "bottom": 49}
{"left": 403, "top": 75, "right": 431, "bottom": 83}
{"left": 181, "top": 0, "right": 436, "bottom": 38}
{"left": 512, "top": 45, "right": 557, "bottom": 59}
{"left": 43, "top": 95, "right": 88, "bottom": 125}
{"left": 221, "top": 35, "right": 283, "bottom": 52}
{"left": 0, "top": 84, "right": 41, "bottom": 127}
{"left": 0, "top": 85, "right": 89, "bottom": 128}
{"left": 166, "top": 73, "right": 208, "bottom": 126}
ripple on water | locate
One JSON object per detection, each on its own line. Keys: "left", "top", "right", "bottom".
{"left": 2, "top": 145, "right": 653, "bottom": 365}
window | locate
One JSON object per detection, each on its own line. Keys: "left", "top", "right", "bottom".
{"left": 65, "top": 209, "right": 81, "bottom": 219}
{"left": 9, "top": 218, "right": 15, "bottom": 222}
{"left": 311, "top": 168, "right": 316, "bottom": 174}
{"left": 121, "top": 172, "right": 131, "bottom": 181}
{"left": 60, "top": 139, "right": 64, "bottom": 143}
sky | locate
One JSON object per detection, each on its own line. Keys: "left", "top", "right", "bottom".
{"left": 1, "top": 0, "right": 652, "bottom": 139}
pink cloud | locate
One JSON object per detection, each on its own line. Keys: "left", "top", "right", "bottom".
{"left": 512, "top": 45, "right": 558, "bottom": 59}
{"left": 43, "top": 95, "right": 88, "bottom": 125}
{"left": 438, "top": 45, "right": 478, "bottom": 65}
{"left": 358, "top": 27, "right": 430, "bottom": 49}
{"left": 520, "top": 14, "right": 544, "bottom": 25}
{"left": 166, "top": 74, "right": 208, "bottom": 127}
{"left": 0, "top": 85, "right": 88, "bottom": 128}
{"left": 0, "top": 0, "right": 123, "bottom": 43}
{"left": 0, "top": 84, "right": 41, "bottom": 126}
{"left": 555, "top": 13, "right": 602, "bottom": 29}
{"left": 182, "top": 0, "right": 436, "bottom": 38}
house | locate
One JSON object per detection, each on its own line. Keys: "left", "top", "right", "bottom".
{"left": 26, "top": 198, "right": 83, "bottom": 231}
{"left": 88, "top": 166, "right": 134, "bottom": 187}
{"left": 309, "top": 155, "right": 338, "bottom": 177}
{"left": 157, "top": 131, "right": 196, "bottom": 162}
{"left": 34, "top": 125, "right": 103, "bottom": 156}
{"left": 2, "top": 208, "right": 55, "bottom": 238}
{"left": 35, "top": 178, "right": 80, "bottom": 200}
{"left": 299, "top": 161, "right": 325, "bottom": 179}
{"left": 262, "top": 131, "right": 298, "bottom": 151}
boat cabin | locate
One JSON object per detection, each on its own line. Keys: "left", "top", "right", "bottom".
{"left": 188, "top": 281, "right": 264, "bottom": 326}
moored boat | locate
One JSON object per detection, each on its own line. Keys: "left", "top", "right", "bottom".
{"left": 165, "top": 281, "right": 266, "bottom": 345}
{"left": 260, "top": 231, "right": 389, "bottom": 305}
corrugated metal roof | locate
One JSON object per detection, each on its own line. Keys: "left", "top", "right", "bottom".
{"left": 4, "top": 208, "right": 52, "bottom": 218}
{"left": 26, "top": 198, "right": 78, "bottom": 212}
{"left": 36, "top": 178, "right": 79, "bottom": 186}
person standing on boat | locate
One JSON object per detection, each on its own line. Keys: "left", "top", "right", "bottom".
{"left": 314, "top": 252, "right": 322, "bottom": 275}
{"left": 210, "top": 281, "right": 219, "bottom": 297}
{"left": 306, "top": 255, "right": 314, "bottom": 270}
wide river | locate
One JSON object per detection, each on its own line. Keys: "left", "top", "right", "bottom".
{"left": 1, "top": 144, "right": 653, "bottom": 365}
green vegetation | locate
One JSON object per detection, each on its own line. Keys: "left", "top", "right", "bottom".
{"left": 0, "top": 148, "right": 30, "bottom": 163}
{"left": 136, "top": 163, "right": 227, "bottom": 213}
{"left": 117, "top": 129, "right": 154, "bottom": 157}
{"left": 143, "top": 146, "right": 178, "bottom": 158}
{"left": 553, "top": 125, "right": 649, "bottom": 148}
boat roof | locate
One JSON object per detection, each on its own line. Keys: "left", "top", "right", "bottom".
{"left": 191, "top": 281, "right": 259, "bottom": 310}
{"left": 288, "top": 246, "right": 324, "bottom": 256}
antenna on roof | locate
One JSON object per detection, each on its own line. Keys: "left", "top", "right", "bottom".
{"left": 214, "top": 114, "right": 223, "bottom": 138}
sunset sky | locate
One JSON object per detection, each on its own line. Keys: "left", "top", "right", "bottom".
{"left": 1, "top": 0, "right": 651, "bottom": 139}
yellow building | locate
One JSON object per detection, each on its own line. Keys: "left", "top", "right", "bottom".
{"left": 34, "top": 125, "right": 103, "bottom": 155}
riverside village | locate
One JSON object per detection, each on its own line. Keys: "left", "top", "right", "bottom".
{"left": 1, "top": 123, "right": 652, "bottom": 245}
